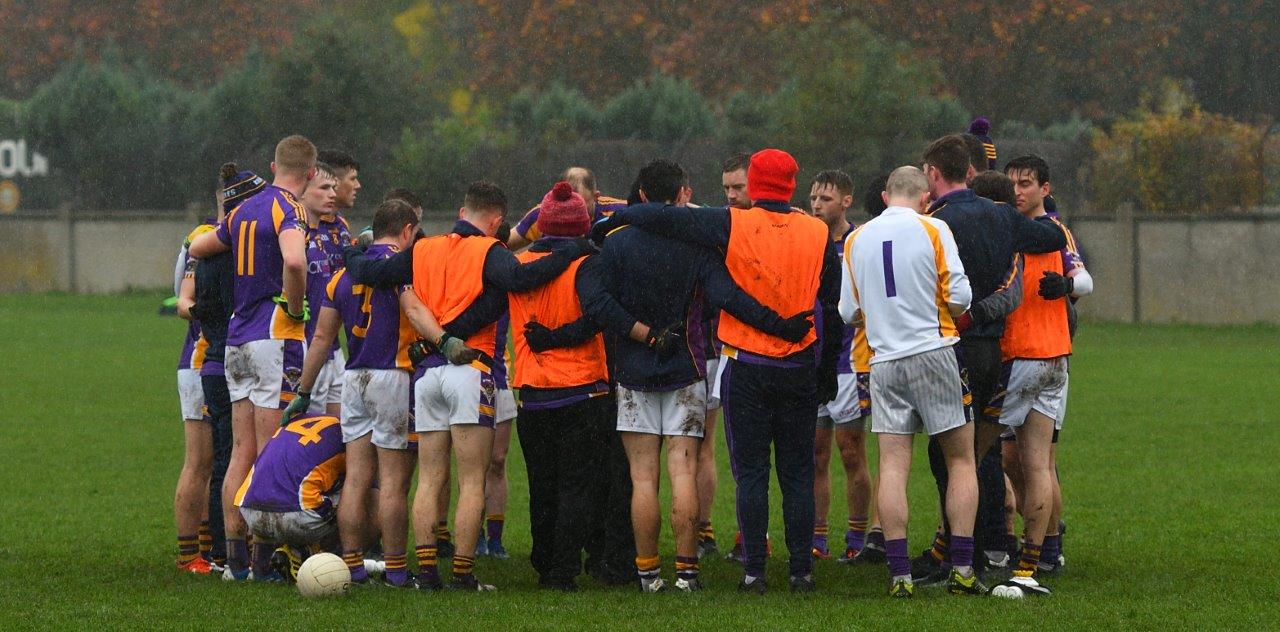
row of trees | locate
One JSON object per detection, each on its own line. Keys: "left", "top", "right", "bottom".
{"left": 1, "top": 2, "right": 1276, "bottom": 213}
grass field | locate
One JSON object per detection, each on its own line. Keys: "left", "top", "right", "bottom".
{"left": 1, "top": 292, "right": 1276, "bottom": 630}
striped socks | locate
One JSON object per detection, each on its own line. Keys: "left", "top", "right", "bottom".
{"left": 1014, "top": 542, "right": 1042, "bottom": 578}
{"left": 197, "top": 521, "right": 212, "bottom": 556}
{"left": 177, "top": 534, "right": 199, "bottom": 563}
{"left": 415, "top": 544, "right": 439, "bottom": 584}
{"left": 452, "top": 555, "right": 476, "bottom": 581}
{"left": 636, "top": 555, "right": 661, "bottom": 581}
{"left": 675, "top": 556, "right": 699, "bottom": 582}
{"left": 812, "top": 523, "right": 829, "bottom": 554}
{"left": 384, "top": 551, "right": 409, "bottom": 586}
{"left": 698, "top": 521, "right": 715, "bottom": 542}
{"left": 928, "top": 531, "right": 949, "bottom": 562}
{"left": 434, "top": 521, "right": 452, "bottom": 544}
{"left": 343, "top": 549, "right": 368, "bottom": 583}
{"left": 846, "top": 516, "right": 869, "bottom": 552}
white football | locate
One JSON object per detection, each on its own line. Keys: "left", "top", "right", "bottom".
{"left": 296, "top": 552, "right": 351, "bottom": 598}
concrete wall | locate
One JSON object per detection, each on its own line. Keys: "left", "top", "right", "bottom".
{"left": 4, "top": 212, "right": 1279, "bottom": 325}
{"left": 1071, "top": 215, "right": 1280, "bottom": 325}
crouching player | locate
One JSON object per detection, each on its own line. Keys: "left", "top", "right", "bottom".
{"left": 286, "top": 199, "right": 425, "bottom": 587}
{"left": 234, "top": 414, "right": 344, "bottom": 579}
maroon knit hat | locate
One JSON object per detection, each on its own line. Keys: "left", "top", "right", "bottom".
{"left": 747, "top": 148, "right": 798, "bottom": 202}
{"left": 536, "top": 181, "right": 590, "bottom": 237}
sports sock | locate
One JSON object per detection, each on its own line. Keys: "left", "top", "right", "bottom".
{"left": 1042, "top": 534, "right": 1061, "bottom": 565}
{"left": 636, "top": 555, "right": 660, "bottom": 580}
{"left": 675, "top": 556, "right": 699, "bottom": 582}
{"left": 197, "top": 521, "right": 212, "bottom": 556}
{"left": 928, "top": 531, "right": 949, "bottom": 562}
{"left": 486, "top": 514, "right": 505, "bottom": 543}
{"left": 452, "top": 555, "right": 476, "bottom": 581}
{"left": 343, "top": 549, "right": 368, "bottom": 582}
{"left": 949, "top": 535, "right": 974, "bottom": 576}
{"left": 886, "top": 538, "right": 910, "bottom": 579}
{"left": 698, "top": 521, "right": 715, "bottom": 542}
{"left": 812, "top": 523, "right": 829, "bottom": 550}
{"left": 415, "top": 544, "right": 439, "bottom": 583}
{"left": 866, "top": 527, "right": 886, "bottom": 550}
{"left": 434, "top": 521, "right": 452, "bottom": 543}
{"left": 177, "top": 534, "right": 199, "bottom": 563}
{"left": 1014, "top": 542, "right": 1042, "bottom": 578}
{"left": 226, "top": 539, "right": 249, "bottom": 572}
{"left": 384, "top": 551, "right": 409, "bottom": 586}
{"left": 846, "top": 516, "right": 869, "bottom": 552}
{"left": 251, "top": 542, "right": 275, "bottom": 576}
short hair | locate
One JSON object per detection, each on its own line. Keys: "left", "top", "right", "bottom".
{"left": 863, "top": 173, "right": 890, "bottom": 217}
{"left": 626, "top": 176, "right": 644, "bottom": 206}
{"left": 312, "top": 161, "right": 337, "bottom": 182}
{"left": 961, "top": 134, "right": 989, "bottom": 174}
{"left": 921, "top": 135, "right": 971, "bottom": 184}
{"left": 561, "top": 167, "right": 596, "bottom": 194}
{"left": 1004, "top": 154, "right": 1051, "bottom": 185}
{"left": 317, "top": 149, "right": 359, "bottom": 175}
{"left": 274, "top": 135, "right": 318, "bottom": 175}
{"left": 970, "top": 171, "right": 1016, "bottom": 205}
{"left": 884, "top": 166, "right": 928, "bottom": 200}
{"left": 722, "top": 152, "right": 751, "bottom": 174}
{"left": 383, "top": 187, "right": 423, "bottom": 209}
{"left": 812, "top": 169, "right": 853, "bottom": 196}
{"left": 636, "top": 159, "right": 688, "bottom": 204}
{"left": 464, "top": 181, "right": 507, "bottom": 215}
{"left": 371, "top": 199, "right": 419, "bottom": 239}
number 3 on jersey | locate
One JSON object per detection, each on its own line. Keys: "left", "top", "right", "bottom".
{"left": 350, "top": 283, "right": 374, "bottom": 337}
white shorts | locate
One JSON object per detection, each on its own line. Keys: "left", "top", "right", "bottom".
{"left": 225, "top": 339, "right": 304, "bottom": 409}
{"left": 240, "top": 505, "right": 337, "bottom": 548}
{"left": 710, "top": 353, "right": 729, "bottom": 401}
{"left": 817, "top": 372, "right": 871, "bottom": 428}
{"left": 495, "top": 388, "right": 517, "bottom": 423}
{"left": 341, "top": 368, "right": 413, "bottom": 449}
{"left": 705, "top": 358, "right": 721, "bottom": 410}
{"left": 312, "top": 350, "right": 346, "bottom": 408}
{"left": 177, "top": 368, "right": 205, "bottom": 420}
{"left": 414, "top": 364, "right": 496, "bottom": 432}
{"left": 870, "top": 346, "right": 971, "bottom": 436}
{"left": 992, "top": 358, "right": 1069, "bottom": 430}
{"left": 616, "top": 381, "right": 707, "bottom": 438}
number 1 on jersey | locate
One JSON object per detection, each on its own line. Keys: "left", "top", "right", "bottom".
{"left": 882, "top": 240, "right": 897, "bottom": 298}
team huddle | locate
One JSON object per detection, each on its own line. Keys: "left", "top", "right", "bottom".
{"left": 168, "top": 117, "right": 1092, "bottom": 599}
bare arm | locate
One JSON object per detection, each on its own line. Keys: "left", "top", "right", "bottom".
{"left": 278, "top": 228, "right": 307, "bottom": 316}
{"left": 399, "top": 289, "right": 448, "bottom": 344}
{"left": 298, "top": 307, "right": 341, "bottom": 394}
{"left": 177, "top": 275, "right": 196, "bottom": 321}
{"left": 188, "top": 230, "right": 229, "bottom": 259}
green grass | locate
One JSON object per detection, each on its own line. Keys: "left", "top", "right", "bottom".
{"left": 0, "top": 293, "right": 1275, "bottom": 630}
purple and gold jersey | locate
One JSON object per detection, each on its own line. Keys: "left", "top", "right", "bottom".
{"left": 513, "top": 195, "right": 628, "bottom": 242}
{"left": 323, "top": 243, "right": 417, "bottom": 372}
{"left": 177, "top": 222, "right": 216, "bottom": 371}
{"left": 235, "top": 414, "right": 345, "bottom": 514}
{"left": 316, "top": 215, "right": 353, "bottom": 271}
{"left": 304, "top": 225, "right": 337, "bottom": 355}
{"left": 833, "top": 225, "right": 857, "bottom": 375}
{"left": 214, "top": 185, "right": 307, "bottom": 346}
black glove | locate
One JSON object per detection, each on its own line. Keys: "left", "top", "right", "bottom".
{"left": 644, "top": 324, "right": 685, "bottom": 358}
{"left": 776, "top": 310, "right": 814, "bottom": 343}
{"left": 523, "top": 321, "right": 566, "bottom": 352}
{"left": 496, "top": 221, "right": 512, "bottom": 246}
{"left": 408, "top": 339, "right": 431, "bottom": 366}
{"left": 342, "top": 245, "right": 368, "bottom": 269}
{"left": 590, "top": 214, "right": 628, "bottom": 246}
{"left": 571, "top": 236, "right": 598, "bottom": 257}
{"left": 1038, "top": 271, "right": 1073, "bottom": 300}
{"left": 816, "top": 366, "right": 838, "bottom": 404}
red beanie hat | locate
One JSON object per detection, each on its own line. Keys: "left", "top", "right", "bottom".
{"left": 747, "top": 148, "right": 798, "bottom": 203}
{"left": 536, "top": 181, "right": 590, "bottom": 238}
